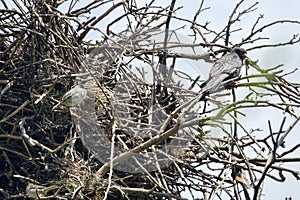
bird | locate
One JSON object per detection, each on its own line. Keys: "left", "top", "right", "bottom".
{"left": 200, "top": 47, "right": 247, "bottom": 95}
{"left": 52, "top": 85, "right": 87, "bottom": 110}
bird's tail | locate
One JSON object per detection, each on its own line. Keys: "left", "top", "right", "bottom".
{"left": 200, "top": 74, "right": 228, "bottom": 94}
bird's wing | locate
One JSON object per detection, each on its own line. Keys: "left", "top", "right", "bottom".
{"left": 200, "top": 52, "right": 243, "bottom": 93}
{"left": 209, "top": 53, "right": 242, "bottom": 78}
{"left": 201, "top": 73, "right": 229, "bottom": 93}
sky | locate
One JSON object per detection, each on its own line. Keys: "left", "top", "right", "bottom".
{"left": 178, "top": 1, "right": 300, "bottom": 199}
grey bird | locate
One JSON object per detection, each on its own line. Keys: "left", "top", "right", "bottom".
{"left": 200, "top": 47, "right": 247, "bottom": 94}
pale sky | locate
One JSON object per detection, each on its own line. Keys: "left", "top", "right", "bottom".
{"left": 182, "top": 1, "right": 300, "bottom": 199}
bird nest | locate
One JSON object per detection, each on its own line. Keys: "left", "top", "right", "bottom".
{"left": 0, "top": 22, "right": 207, "bottom": 198}
{"left": 70, "top": 44, "right": 205, "bottom": 176}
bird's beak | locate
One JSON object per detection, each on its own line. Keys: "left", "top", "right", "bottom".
{"left": 242, "top": 52, "right": 247, "bottom": 58}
